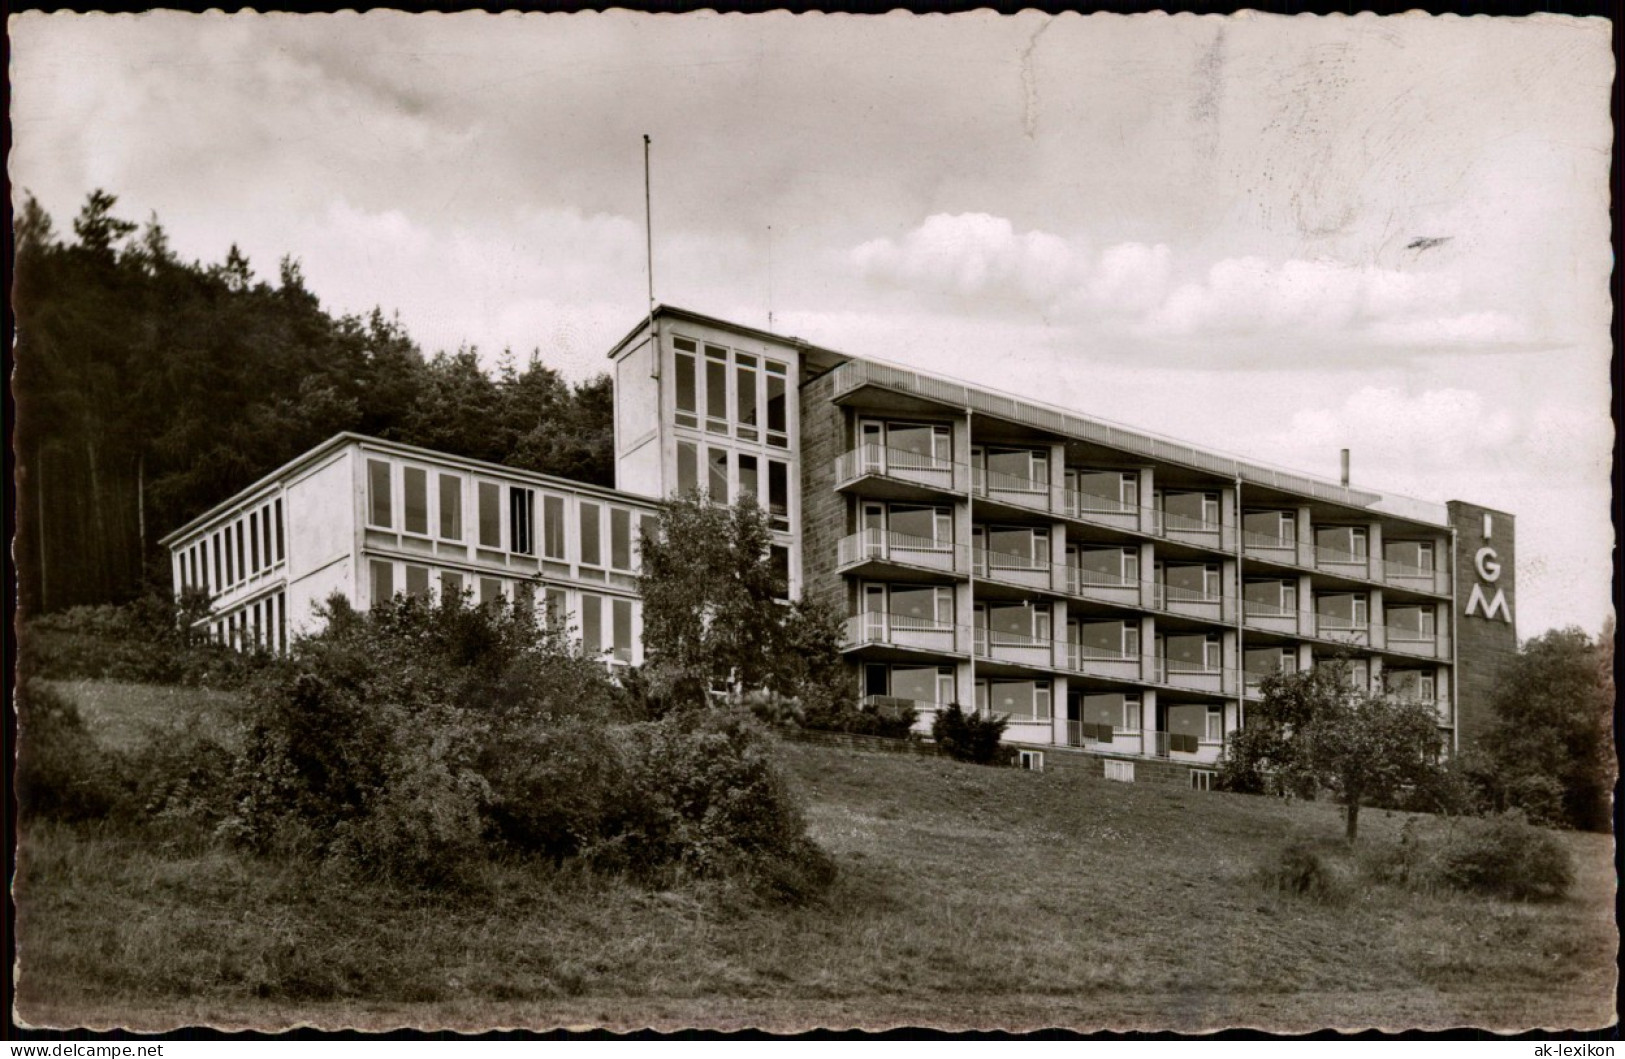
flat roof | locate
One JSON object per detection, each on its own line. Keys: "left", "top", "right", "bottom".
{"left": 160, "top": 432, "right": 658, "bottom": 547}
{"left": 610, "top": 306, "right": 1451, "bottom": 528}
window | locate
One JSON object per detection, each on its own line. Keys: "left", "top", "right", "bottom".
{"left": 440, "top": 571, "right": 464, "bottom": 601}
{"left": 610, "top": 509, "right": 633, "bottom": 571}
{"left": 1105, "top": 760, "right": 1135, "bottom": 783}
{"left": 581, "top": 593, "right": 604, "bottom": 654}
{"left": 736, "top": 354, "right": 758, "bottom": 441}
{"left": 405, "top": 565, "right": 430, "bottom": 599}
{"left": 639, "top": 515, "right": 659, "bottom": 565}
{"left": 404, "top": 467, "right": 428, "bottom": 535}
{"left": 770, "top": 545, "right": 790, "bottom": 600}
{"left": 235, "top": 521, "right": 245, "bottom": 581}
{"left": 738, "top": 454, "right": 759, "bottom": 498}
{"left": 543, "top": 495, "right": 566, "bottom": 560}
{"left": 765, "top": 361, "right": 788, "bottom": 447}
{"left": 986, "top": 448, "right": 1047, "bottom": 488}
{"left": 479, "top": 482, "right": 502, "bottom": 548}
{"left": 1190, "top": 769, "right": 1216, "bottom": 792}
{"left": 510, "top": 487, "right": 535, "bottom": 555}
{"left": 979, "top": 679, "right": 1052, "bottom": 723}
{"left": 367, "top": 460, "right": 392, "bottom": 528}
{"left": 887, "top": 504, "right": 949, "bottom": 545}
{"left": 708, "top": 447, "right": 729, "bottom": 503}
{"left": 515, "top": 583, "right": 536, "bottom": 622}
{"left": 767, "top": 460, "right": 789, "bottom": 532}
{"left": 438, "top": 474, "right": 462, "bottom": 540}
{"left": 1206, "top": 708, "right": 1224, "bottom": 742}
{"left": 370, "top": 560, "right": 394, "bottom": 603}
{"left": 261, "top": 506, "right": 273, "bottom": 568}
{"left": 213, "top": 532, "right": 223, "bottom": 589}
{"left": 612, "top": 598, "right": 634, "bottom": 663}
{"left": 250, "top": 512, "right": 260, "bottom": 574}
{"left": 677, "top": 441, "right": 698, "bottom": 495}
{"left": 479, "top": 577, "right": 503, "bottom": 606}
{"left": 1017, "top": 750, "right": 1045, "bottom": 772}
{"left": 674, "top": 338, "right": 698, "bottom": 429}
{"left": 705, "top": 346, "right": 728, "bottom": 434}
{"left": 886, "top": 584, "right": 954, "bottom": 628}
{"left": 546, "top": 587, "right": 569, "bottom": 627}
{"left": 579, "top": 502, "right": 602, "bottom": 567}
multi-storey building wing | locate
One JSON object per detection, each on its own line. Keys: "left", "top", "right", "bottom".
{"left": 167, "top": 304, "right": 1517, "bottom": 783}
{"left": 161, "top": 434, "right": 658, "bottom": 669}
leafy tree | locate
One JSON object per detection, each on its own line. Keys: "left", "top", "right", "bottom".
{"left": 637, "top": 493, "right": 844, "bottom": 716}
{"left": 1469, "top": 625, "right": 1615, "bottom": 831}
{"left": 1220, "top": 660, "right": 1447, "bottom": 841}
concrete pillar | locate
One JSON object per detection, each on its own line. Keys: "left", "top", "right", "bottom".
{"left": 1297, "top": 505, "right": 1315, "bottom": 567}
{"left": 1139, "top": 466, "right": 1157, "bottom": 534}
{"left": 1367, "top": 520, "right": 1384, "bottom": 582}
{"left": 1051, "top": 674, "right": 1068, "bottom": 746}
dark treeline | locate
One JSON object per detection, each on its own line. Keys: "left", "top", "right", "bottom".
{"left": 13, "top": 190, "right": 615, "bottom": 615}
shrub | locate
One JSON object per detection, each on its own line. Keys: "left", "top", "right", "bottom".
{"left": 24, "top": 595, "right": 260, "bottom": 689}
{"left": 1257, "top": 840, "right": 1356, "bottom": 904}
{"left": 598, "top": 708, "right": 835, "bottom": 901}
{"left": 798, "top": 684, "right": 917, "bottom": 740}
{"left": 931, "top": 702, "right": 1011, "bottom": 765}
{"left": 14, "top": 681, "right": 120, "bottom": 823}
{"left": 1435, "top": 813, "right": 1575, "bottom": 901}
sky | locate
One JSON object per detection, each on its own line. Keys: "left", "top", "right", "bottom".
{"left": 9, "top": 11, "right": 1615, "bottom": 638}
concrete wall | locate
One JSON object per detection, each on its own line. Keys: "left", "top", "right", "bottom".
{"left": 614, "top": 334, "right": 664, "bottom": 500}
{"left": 1448, "top": 500, "right": 1517, "bottom": 751}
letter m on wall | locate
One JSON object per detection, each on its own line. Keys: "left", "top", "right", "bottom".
{"left": 1466, "top": 582, "right": 1511, "bottom": 622}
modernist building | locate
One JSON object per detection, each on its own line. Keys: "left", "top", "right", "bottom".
{"left": 166, "top": 305, "right": 1518, "bottom": 782}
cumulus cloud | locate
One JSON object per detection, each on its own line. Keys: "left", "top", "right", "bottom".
{"left": 852, "top": 215, "right": 1540, "bottom": 357}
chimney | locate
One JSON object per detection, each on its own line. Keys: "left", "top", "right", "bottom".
{"left": 1340, "top": 448, "right": 1350, "bottom": 487}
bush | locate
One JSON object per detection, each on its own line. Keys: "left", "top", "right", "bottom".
{"left": 798, "top": 684, "right": 917, "bottom": 740}
{"left": 1257, "top": 840, "right": 1356, "bottom": 904}
{"left": 931, "top": 702, "right": 1011, "bottom": 765}
{"left": 24, "top": 595, "right": 261, "bottom": 689}
{"left": 14, "top": 681, "right": 120, "bottom": 823}
{"left": 221, "top": 593, "right": 833, "bottom": 899}
{"left": 1435, "top": 813, "right": 1575, "bottom": 901}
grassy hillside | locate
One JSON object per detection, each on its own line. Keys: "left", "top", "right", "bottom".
{"left": 14, "top": 682, "right": 1616, "bottom": 1033}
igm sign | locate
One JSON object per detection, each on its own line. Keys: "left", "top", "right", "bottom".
{"left": 1465, "top": 512, "right": 1511, "bottom": 623}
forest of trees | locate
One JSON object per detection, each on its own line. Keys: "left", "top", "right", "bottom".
{"left": 12, "top": 190, "right": 616, "bottom": 615}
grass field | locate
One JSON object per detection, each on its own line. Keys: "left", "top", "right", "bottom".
{"left": 13, "top": 681, "right": 1617, "bottom": 1033}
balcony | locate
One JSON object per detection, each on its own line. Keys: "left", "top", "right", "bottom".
{"left": 1384, "top": 560, "right": 1451, "bottom": 596}
{"left": 1158, "top": 508, "right": 1225, "bottom": 548}
{"left": 1065, "top": 720, "right": 1142, "bottom": 752}
{"left": 1240, "top": 599, "right": 1302, "bottom": 634}
{"left": 1055, "top": 642, "right": 1145, "bottom": 681}
{"left": 975, "top": 626, "right": 1053, "bottom": 669}
{"left": 1145, "top": 730, "right": 1224, "bottom": 763}
{"left": 839, "top": 529, "right": 968, "bottom": 579}
{"left": 1056, "top": 564, "right": 1143, "bottom": 607}
{"left": 1381, "top": 626, "right": 1450, "bottom": 661}
{"left": 972, "top": 545, "right": 1052, "bottom": 591}
{"left": 973, "top": 465, "right": 1055, "bottom": 517}
{"left": 1315, "top": 614, "right": 1371, "bottom": 646}
{"left": 860, "top": 694, "right": 932, "bottom": 721}
{"left": 1153, "top": 580, "right": 1225, "bottom": 620}
{"left": 842, "top": 613, "right": 965, "bottom": 656}
{"left": 836, "top": 444, "right": 958, "bottom": 498}
{"left": 1152, "top": 656, "right": 1239, "bottom": 695}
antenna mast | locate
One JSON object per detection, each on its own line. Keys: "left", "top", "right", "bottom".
{"left": 643, "top": 134, "right": 655, "bottom": 328}
{"left": 767, "top": 224, "right": 774, "bottom": 331}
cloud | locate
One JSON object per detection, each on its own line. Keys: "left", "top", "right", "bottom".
{"left": 851, "top": 213, "right": 1085, "bottom": 306}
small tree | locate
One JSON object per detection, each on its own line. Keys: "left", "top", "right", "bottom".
{"left": 1221, "top": 660, "right": 1446, "bottom": 842}
{"left": 638, "top": 493, "right": 843, "bottom": 712}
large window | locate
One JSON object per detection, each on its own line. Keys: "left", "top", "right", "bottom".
{"left": 479, "top": 482, "right": 502, "bottom": 548}
{"left": 867, "top": 664, "right": 953, "bottom": 706}
{"left": 976, "top": 680, "right": 1052, "bottom": 723}
{"left": 708, "top": 447, "right": 729, "bottom": 503}
{"left": 735, "top": 354, "right": 758, "bottom": 441}
{"left": 1162, "top": 491, "right": 1219, "bottom": 529}
{"left": 981, "top": 525, "right": 1048, "bottom": 569}
{"left": 765, "top": 361, "right": 788, "bottom": 447}
{"left": 981, "top": 602, "right": 1050, "bottom": 644}
{"left": 1244, "top": 579, "right": 1297, "bottom": 615}
{"left": 738, "top": 454, "right": 759, "bottom": 498}
{"left": 404, "top": 467, "right": 428, "bottom": 535}
{"left": 509, "top": 487, "right": 535, "bottom": 555}
{"left": 579, "top": 502, "right": 602, "bottom": 567}
{"left": 1316, "top": 525, "right": 1369, "bottom": 562}
{"left": 438, "top": 474, "right": 462, "bottom": 540}
{"left": 367, "top": 459, "right": 392, "bottom": 528}
{"left": 1385, "top": 539, "right": 1436, "bottom": 573}
{"left": 612, "top": 598, "right": 634, "bottom": 662}
{"left": 1386, "top": 605, "right": 1437, "bottom": 639}
{"left": 543, "top": 495, "right": 566, "bottom": 560}
{"left": 704, "top": 346, "right": 728, "bottom": 434}
{"left": 580, "top": 593, "right": 604, "bottom": 654}
{"left": 770, "top": 544, "right": 790, "bottom": 601}
{"left": 677, "top": 441, "right": 698, "bottom": 495}
{"left": 883, "top": 503, "right": 952, "bottom": 545}
{"left": 674, "top": 338, "right": 699, "bottom": 429}
{"left": 1163, "top": 633, "right": 1221, "bottom": 672}
{"left": 1069, "top": 470, "right": 1137, "bottom": 512}
{"left": 767, "top": 460, "right": 790, "bottom": 531}
{"left": 610, "top": 508, "right": 633, "bottom": 571}
{"left": 1243, "top": 510, "right": 1296, "bottom": 546}
{"left": 1160, "top": 562, "right": 1220, "bottom": 602}
{"left": 983, "top": 448, "right": 1049, "bottom": 489}
{"left": 370, "top": 559, "right": 394, "bottom": 603}
{"left": 1075, "top": 620, "right": 1139, "bottom": 658}
{"left": 405, "top": 565, "right": 430, "bottom": 599}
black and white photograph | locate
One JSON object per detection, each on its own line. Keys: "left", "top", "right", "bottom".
{"left": 8, "top": 9, "right": 1616, "bottom": 1036}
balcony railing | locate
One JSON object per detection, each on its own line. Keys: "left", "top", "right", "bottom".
{"left": 842, "top": 613, "right": 964, "bottom": 654}
{"left": 1145, "top": 730, "right": 1218, "bottom": 759}
{"left": 1380, "top": 627, "right": 1450, "bottom": 660}
{"left": 839, "top": 529, "right": 968, "bottom": 575}
{"left": 1383, "top": 561, "right": 1452, "bottom": 595}
{"left": 859, "top": 694, "right": 932, "bottom": 720}
{"left": 836, "top": 443, "right": 957, "bottom": 492}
